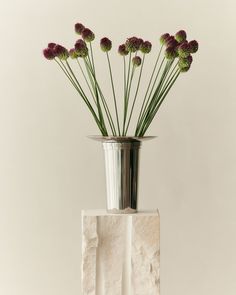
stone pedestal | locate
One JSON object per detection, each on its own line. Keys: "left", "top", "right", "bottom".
{"left": 81, "top": 210, "right": 160, "bottom": 295}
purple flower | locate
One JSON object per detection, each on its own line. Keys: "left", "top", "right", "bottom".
{"left": 118, "top": 44, "right": 129, "bottom": 56}
{"left": 188, "top": 40, "right": 199, "bottom": 53}
{"left": 74, "top": 39, "right": 88, "bottom": 57}
{"left": 43, "top": 48, "right": 55, "bottom": 60}
{"left": 69, "top": 48, "right": 79, "bottom": 59}
{"left": 178, "top": 55, "right": 193, "bottom": 68}
{"left": 48, "top": 43, "right": 56, "bottom": 49}
{"left": 125, "top": 37, "right": 141, "bottom": 52}
{"left": 140, "top": 41, "right": 152, "bottom": 54}
{"left": 179, "top": 64, "right": 191, "bottom": 72}
{"left": 160, "top": 33, "right": 170, "bottom": 45}
{"left": 177, "top": 42, "right": 190, "bottom": 58}
{"left": 164, "top": 36, "right": 175, "bottom": 45}
{"left": 100, "top": 37, "right": 112, "bottom": 52}
{"left": 166, "top": 38, "right": 178, "bottom": 49}
{"left": 175, "top": 30, "right": 187, "bottom": 43}
{"left": 75, "top": 23, "right": 85, "bottom": 35}
{"left": 53, "top": 44, "right": 69, "bottom": 60}
{"left": 165, "top": 46, "right": 178, "bottom": 60}
{"left": 137, "top": 38, "right": 144, "bottom": 47}
{"left": 132, "top": 56, "right": 142, "bottom": 67}
{"left": 81, "top": 28, "right": 95, "bottom": 42}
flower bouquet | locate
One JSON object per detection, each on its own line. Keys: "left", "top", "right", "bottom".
{"left": 43, "top": 22, "right": 199, "bottom": 213}
{"left": 43, "top": 23, "right": 198, "bottom": 137}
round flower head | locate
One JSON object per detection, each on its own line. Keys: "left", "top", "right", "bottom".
{"left": 43, "top": 48, "right": 55, "bottom": 60}
{"left": 125, "top": 37, "right": 141, "bottom": 52}
{"left": 48, "top": 43, "right": 56, "bottom": 50}
{"left": 100, "top": 37, "right": 112, "bottom": 52}
{"left": 166, "top": 38, "right": 178, "bottom": 49}
{"left": 160, "top": 33, "right": 170, "bottom": 45}
{"left": 69, "top": 48, "right": 79, "bottom": 59}
{"left": 179, "top": 64, "right": 191, "bottom": 72}
{"left": 137, "top": 38, "right": 144, "bottom": 48}
{"left": 164, "top": 35, "right": 175, "bottom": 46}
{"left": 175, "top": 30, "right": 187, "bottom": 43}
{"left": 53, "top": 44, "right": 69, "bottom": 60}
{"left": 81, "top": 28, "right": 95, "bottom": 42}
{"left": 178, "top": 55, "right": 193, "bottom": 68}
{"left": 75, "top": 23, "right": 85, "bottom": 35}
{"left": 118, "top": 44, "right": 129, "bottom": 56}
{"left": 177, "top": 42, "right": 190, "bottom": 58}
{"left": 75, "top": 39, "right": 88, "bottom": 57}
{"left": 132, "top": 56, "right": 142, "bottom": 67}
{"left": 140, "top": 41, "right": 152, "bottom": 54}
{"left": 165, "top": 46, "right": 177, "bottom": 60}
{"left": 188, "top": 40, "right": 198, "bottom": 53}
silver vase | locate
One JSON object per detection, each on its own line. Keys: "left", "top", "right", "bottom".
{"left": 89, "top": 136, "right": 155, "bottom": 214}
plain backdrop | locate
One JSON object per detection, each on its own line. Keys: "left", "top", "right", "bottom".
{"left": 0, "top": 0, "right": 235, "bottom": 294}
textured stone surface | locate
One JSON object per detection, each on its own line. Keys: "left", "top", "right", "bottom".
{"left": 132, "top": 215, "right": 160, "bottom": 295}
{"left": 82, "top": 210, "right": 160, "bottom": 295}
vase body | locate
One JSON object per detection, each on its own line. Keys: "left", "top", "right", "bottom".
{"left": 89, "top": 136, "right": 155, "bottom": 214}
{"left": 103, "top": 138, "right": 141, "bottom": 214}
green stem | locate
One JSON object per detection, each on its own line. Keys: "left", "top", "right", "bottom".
{"left": 65, "top": 59, "right": 109, "bottom": 134}
{"left": 136, "top": 60, "right": 173, "bottom": 136}
{"left": 65, "top": 60, "right": 88, "bottom": 100}
{"left": 125, "top": 54, "right": 145, "bottom": 135}
{"left": 84, "top": 58, "right": 117, "bottom": 135}
{"left": 135, "top": 57, "right": 166, "bottom": 135}
{"left": 138, "top": 70, "right": 180, "bottom": 136}
{"left": 123, "top": 57, "right": 126, "bottom": 102}
{"left": 144, "top": 60, "right": 173, "bottom": 117}
{"left": 106, "top": 52, "right": 121, "bottom": 136}
{"left": 123, "top": 63, "right": 136, "bottom": 135}
{"left": 76, "top": 58, "right": 97, "bottom": 105}
{"left": 136, "top": 45, "right": 163, "bottom": 128}
{"left": 88, "top": 43, "right": 106, "bottom": 133}
{"left": 122, "top": 52, "right": 132, "bottom": 135}
{"left": 54, "top": 59, "right": 106, "bottom": 135}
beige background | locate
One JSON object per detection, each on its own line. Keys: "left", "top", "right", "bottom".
{"left": 0, "top": 0, "right": 235, "bottom": 294}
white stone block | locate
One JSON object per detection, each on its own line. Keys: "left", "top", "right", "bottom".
{"left": 82, "top": 210, "right": 160, "bottom": 295}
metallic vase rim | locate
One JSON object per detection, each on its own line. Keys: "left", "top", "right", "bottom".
{"left": 88, "top": 135, "right": 157, "bottom": 143}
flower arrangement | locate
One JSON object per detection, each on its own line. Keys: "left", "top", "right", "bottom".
{"left": 43, "top": 23, "right": 198, "bottom": 137}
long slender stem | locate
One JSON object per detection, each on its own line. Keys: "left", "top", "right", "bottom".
{"left": 122, "top": 52, "right": 132, "bottom": 135}
{"left": 136, "top": 45, "right": 163, "bottom": 128}
{"left": 106, "top": 52, "right": 121, "bottom": 136}
{"left": 123, "top": 63, "right": 136, "bottom": 135}
{"left": 147, "top": 65, "right": 177, "bottom": 122}
{"left": 54, "top": 59, "right": 106, "bottom": 135}
{"left": 84, "top": 58, "right": 117, "bottom": 135}
{"left": 123, "top": 57, "right": 126, "bottom": 102}
{"left": 144, "top": 60, "right": 173, "bottom": 117}
{"left": 65, "top": 59, "right": 109, "bottom": 134}
{"left": 138, "top": 70, "right": 180, "bottom": 136}
{"left": 138, "top": 68, "right": 179, "bottom": 136}
{"left": 125, "top": 54, "right": 145, "bottom": 135}
{"left": 65, "top": 60, "right": 88, "bottom": 100}
{"left": 88, "top": 43, "right": 106, "bottom": 133}
{"left": 135, "top": 57, "right": 166, "bottom": 135}
{"left": 136, "top": 59, "right": 173, "bottom": 136}
{"left": 76, "top": 58, "right": 97, "bottom": 105}
{"left": 55, "top": 59, "right": 80, "bottom": 92}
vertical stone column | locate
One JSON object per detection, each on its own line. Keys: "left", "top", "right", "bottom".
{"left": 81, "top": 210, "right": 160, "bottom": 295}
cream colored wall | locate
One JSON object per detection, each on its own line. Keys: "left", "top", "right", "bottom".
{"left": 0, "top": 0, "right": 235, "bottom": 294}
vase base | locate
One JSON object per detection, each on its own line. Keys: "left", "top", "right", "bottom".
{"left": 107, "top": 207, "right": 137, "bottom": 214}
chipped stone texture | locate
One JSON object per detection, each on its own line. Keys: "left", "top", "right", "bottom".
{"left": 132, "top": 215, "right": 160, "bottom": 295}
{"left": 81, "top": 215, "right": 98, "bottom": 295}
{"left": 82, "top": 210, "right": 160, "bottom": 295}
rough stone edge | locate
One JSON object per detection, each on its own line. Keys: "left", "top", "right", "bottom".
{"left": 81, "top": 213, "right": 98, "bottom": 295}
{"left": 131, "top": 214, "right": 160, "bottom": 295}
